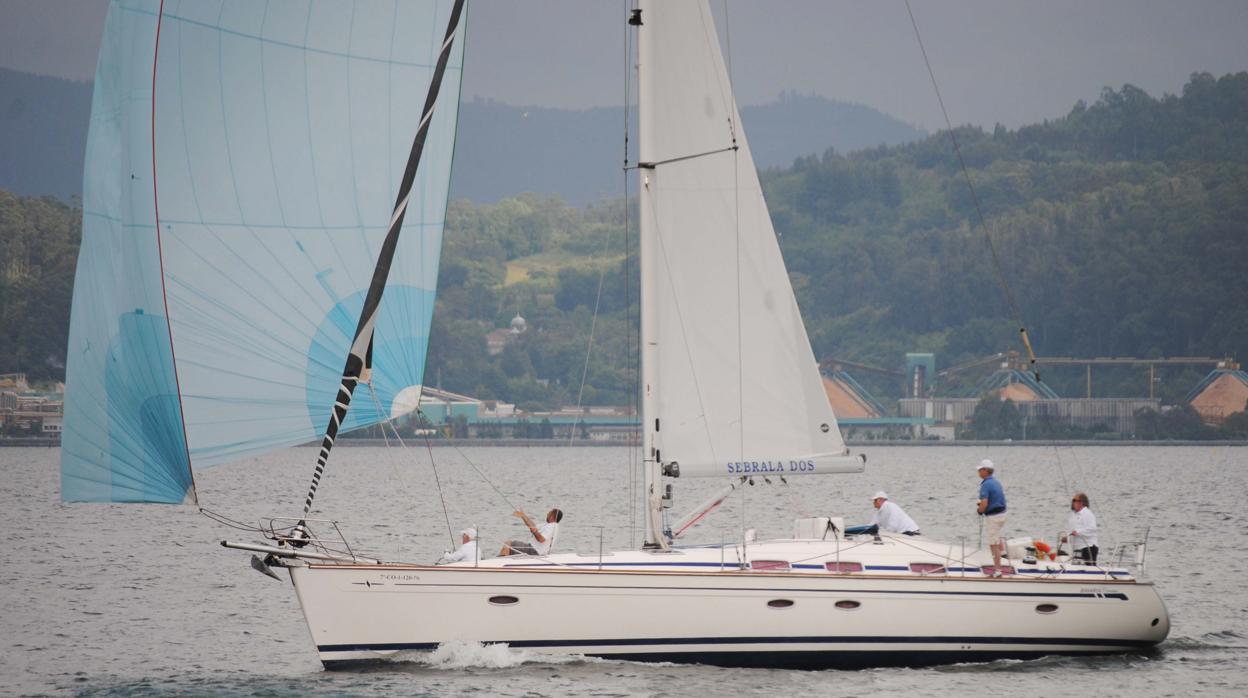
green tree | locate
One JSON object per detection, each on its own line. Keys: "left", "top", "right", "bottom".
{"left": 965, "top": 396, "right": 1021, "bottom": 440}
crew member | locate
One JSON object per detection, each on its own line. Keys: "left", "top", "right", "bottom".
{"left": 976, "top": 459, "right": 1008, "bottom": 576}
{"left": 499, "top": 508, "right": 562, "bottom": 556}
{"left": 437, "top": 527, "right": 479, "bottom": 564}
{"left": 869, "top": 491, "right": 921, "bottom": 535}
{"left": 1061, "top": 492, "right": 1099, "bottom": 563}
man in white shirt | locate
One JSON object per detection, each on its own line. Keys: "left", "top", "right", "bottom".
{"left": 870, "top": 491, "right": 920, "bottom": 536}
{"left": 437, "top": 527, "right": 479, "bottom": 564}
{"left": 1061, "top": 492, "right": 1099, "bottom": 563}
{"left": 499, "top": 508, "right": 562, "bottom": 556}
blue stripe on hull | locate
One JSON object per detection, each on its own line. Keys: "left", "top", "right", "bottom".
{"left": 318, "top": 634, "right": 1158, "bottom": 653}
{"left": 383, "top": 581, "right": 1130, "bottom": 601}
{"left": 318, "top": 636, "right": 1160, "bottom": 671}
{"left": 500, "top": 560, "right": 1130, "bottom": 578}
{"left": 581, "top": 648, "right": 1140, "bottom": 671}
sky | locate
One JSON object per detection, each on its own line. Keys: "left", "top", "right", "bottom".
{"left": 2, "top": 0, "right": 1247, "bottom": 132}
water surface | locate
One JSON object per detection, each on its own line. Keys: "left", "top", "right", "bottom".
{"left": 2, "top": 445, "right": 1246, "bottom": 696}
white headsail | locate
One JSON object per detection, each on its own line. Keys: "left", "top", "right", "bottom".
{"left": 638, "top": 0, "right": 861, "bottom": 484}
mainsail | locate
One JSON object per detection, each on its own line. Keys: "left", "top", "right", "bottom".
{"left": 638, "top": 0, "right": 857, "bottom": 481}
{"left": 62, "top": 0, "right": 465, "bottom": 503}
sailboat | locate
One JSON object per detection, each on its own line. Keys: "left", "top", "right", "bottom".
{"left": 64, "top": 0, "right": 1169, "bottom": 670}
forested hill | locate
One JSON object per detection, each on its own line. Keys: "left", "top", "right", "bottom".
{"left": 0, "top": 68, "right": 923, "bottom": 206}
{"left": 2, "top": 72, "right": 1246, "bottom": 411}
{"left": 767, "top": 72, "right": 1248, "bottom": 391}
{"left": 431, "top": 72, "right": 1248, "bottom": 405}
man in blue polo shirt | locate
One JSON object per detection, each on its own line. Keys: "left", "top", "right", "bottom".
{"left": 976, "top": 459, "right": 1008, "bottom": 576}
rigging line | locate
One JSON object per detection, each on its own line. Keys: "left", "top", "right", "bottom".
{"left": 420, "top": 409, "right": 523, "bottom": 513}
{"left": 1062, "top": 446, "right": 1109, "bottom": 543}
{"left": 903, "top": 0, "right": 1041, "bottom": 380}
{"left": 364, "top": 394, "right": 455, "bottom": 549}
{"left": 365, "top": 382, "right": 425, "bottom": 557}
{"left": 623, "top": 0, "right": 638, "bottom": 549}
{"left": 567, "top": 202, "right": 616, "bottom": 446}
{"left": 418, "top": 430, "right": 457, "bottom": 549}
{"left": 721, "top": 0, "right": 747, "bottom": 536}
{"left": 721, "top": 0, "right": 738, "bottom": 145}
{"left": 632, "top": 145, "right": 737, "bottom": 170}
{"left": 1065, "top": 444, "right": 1091, "bottom": 490}
{"left": 367, "top": 386, "right": 393, "bottom": 449}
{"left": 1052, "top": 445, "right": 1072, "bottom": 496}
{"left": 366, "top": 396, "right": 455, "bottom": 549}
{"left": 294, "top": 0, "right": 465, "bottom": 530}
{"left": 199, "top": 506, "right": 267, "bottom": 533}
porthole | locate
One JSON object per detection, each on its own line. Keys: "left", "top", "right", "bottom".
{"left": 1035, "top": 603, "right": 1059, "bottom": 615}
{"left": 1151, "top": 618, "right": 1160, "bottom": 627}
{"left": 767, "top": 599, "right": 795, "bottom": 609}
{"left": 488, "top": 595, "right": 519, "bottom": 606}
{"left": 835, "top": 600, "right": 861, "bottom": 610}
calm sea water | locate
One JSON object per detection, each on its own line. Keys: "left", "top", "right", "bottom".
{"left": 3, "top": 445, "right": 1247, "bottom": 697}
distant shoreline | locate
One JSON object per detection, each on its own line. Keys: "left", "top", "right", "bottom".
{"left": 5, "top": 437, "right": 1246, "bottom": 448}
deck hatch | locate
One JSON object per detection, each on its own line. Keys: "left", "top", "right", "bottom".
{"left": 825, "top": 561, "right": 863, "bottom": 573}
{"left": 750, "top": 560, "right": 791, "bottom": 571}
{"left": 910, "top": 562, "right": 946, "bottom": 574}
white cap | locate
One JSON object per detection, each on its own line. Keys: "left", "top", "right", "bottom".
{"left": 461, "top": 527, "right": 477, "bottom": 539}
{"left": 872, "top": 491, "right": 888, "bottom": 500}
{"left": 978, "top": 459, "right": 995, "bottom": 472}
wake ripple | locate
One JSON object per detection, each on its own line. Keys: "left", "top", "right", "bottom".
{"left": 404, "top": 641, "right": 606, "bottom": 669}
{"left": 1162, "top": 632, "right": 1248, "bottom": 651}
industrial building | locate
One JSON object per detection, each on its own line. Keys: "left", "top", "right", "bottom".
{"left": 822, "top": 353, "right": 1242, "bottom": 439}
{"left": 1185, "top": 365, "right": 1248, "bottom": 425}
{"left": 0, "top": 373, "right": 63, "bottom": 437}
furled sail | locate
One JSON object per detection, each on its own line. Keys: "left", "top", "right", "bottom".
{"left": 62, "top": 0, "right": 465, "bottom": 503}
{"left": 638, "top": 0, "right": 859, "bottom": 479}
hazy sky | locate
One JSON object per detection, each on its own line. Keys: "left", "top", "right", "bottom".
{"left": 3, "top": 0, "right": 1247, "bottom": 132}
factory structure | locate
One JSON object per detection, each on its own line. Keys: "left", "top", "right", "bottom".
{"left": 3, "top": 354, "right": 1244, "bottom": 444}
{"left": 822, "top": 352, "right": 1244, "bottom": 440}
{"left": 400, "top": 352, "right": 1246, "bottom": 442}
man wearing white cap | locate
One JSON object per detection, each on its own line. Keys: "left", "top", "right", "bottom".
{"left": 437, "top": 527, "right": 479, "bottom": 564}
{"left": 976, "top": 459, "right": 1008, "bottom": 575}
{"left": 870, "top": 491, "right": 920, "bottom": 535}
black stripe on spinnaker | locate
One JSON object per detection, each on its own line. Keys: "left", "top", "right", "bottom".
{"left": 295, "top": 0, "right": 466, "bottom": 527}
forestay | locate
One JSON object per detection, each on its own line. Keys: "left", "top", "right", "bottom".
{"left": 638, "top": 0, "right": 858, "bottom": 479}
{"left": 61, "top": 0, "right": 464, "bottom": 503}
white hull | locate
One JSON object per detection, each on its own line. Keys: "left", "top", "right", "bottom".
{"left": 284, "top": 538, "right": 1169, "bottom": 670}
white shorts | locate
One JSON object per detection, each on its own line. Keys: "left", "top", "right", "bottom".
{"left": 985, "top": 513, "right": 1007, "bottom": 543}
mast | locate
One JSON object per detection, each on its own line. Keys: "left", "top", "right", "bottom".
{"left": 635, "top": 3, "right": 667, "bottom": 549}
{"left": 295, "top": 0, "right": 467, "bottom": 532}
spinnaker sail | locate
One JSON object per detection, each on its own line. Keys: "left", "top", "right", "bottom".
{"left": 62, "top": 0, "right": 465, "bottom": 503}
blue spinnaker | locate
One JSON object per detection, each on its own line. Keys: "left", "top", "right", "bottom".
{"left": 62, "top": 0, "right": 464, "bottom": 503}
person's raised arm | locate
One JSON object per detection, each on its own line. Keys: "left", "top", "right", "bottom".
{"left": 514, "top": 510, "right": 544, "bottom": 542}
